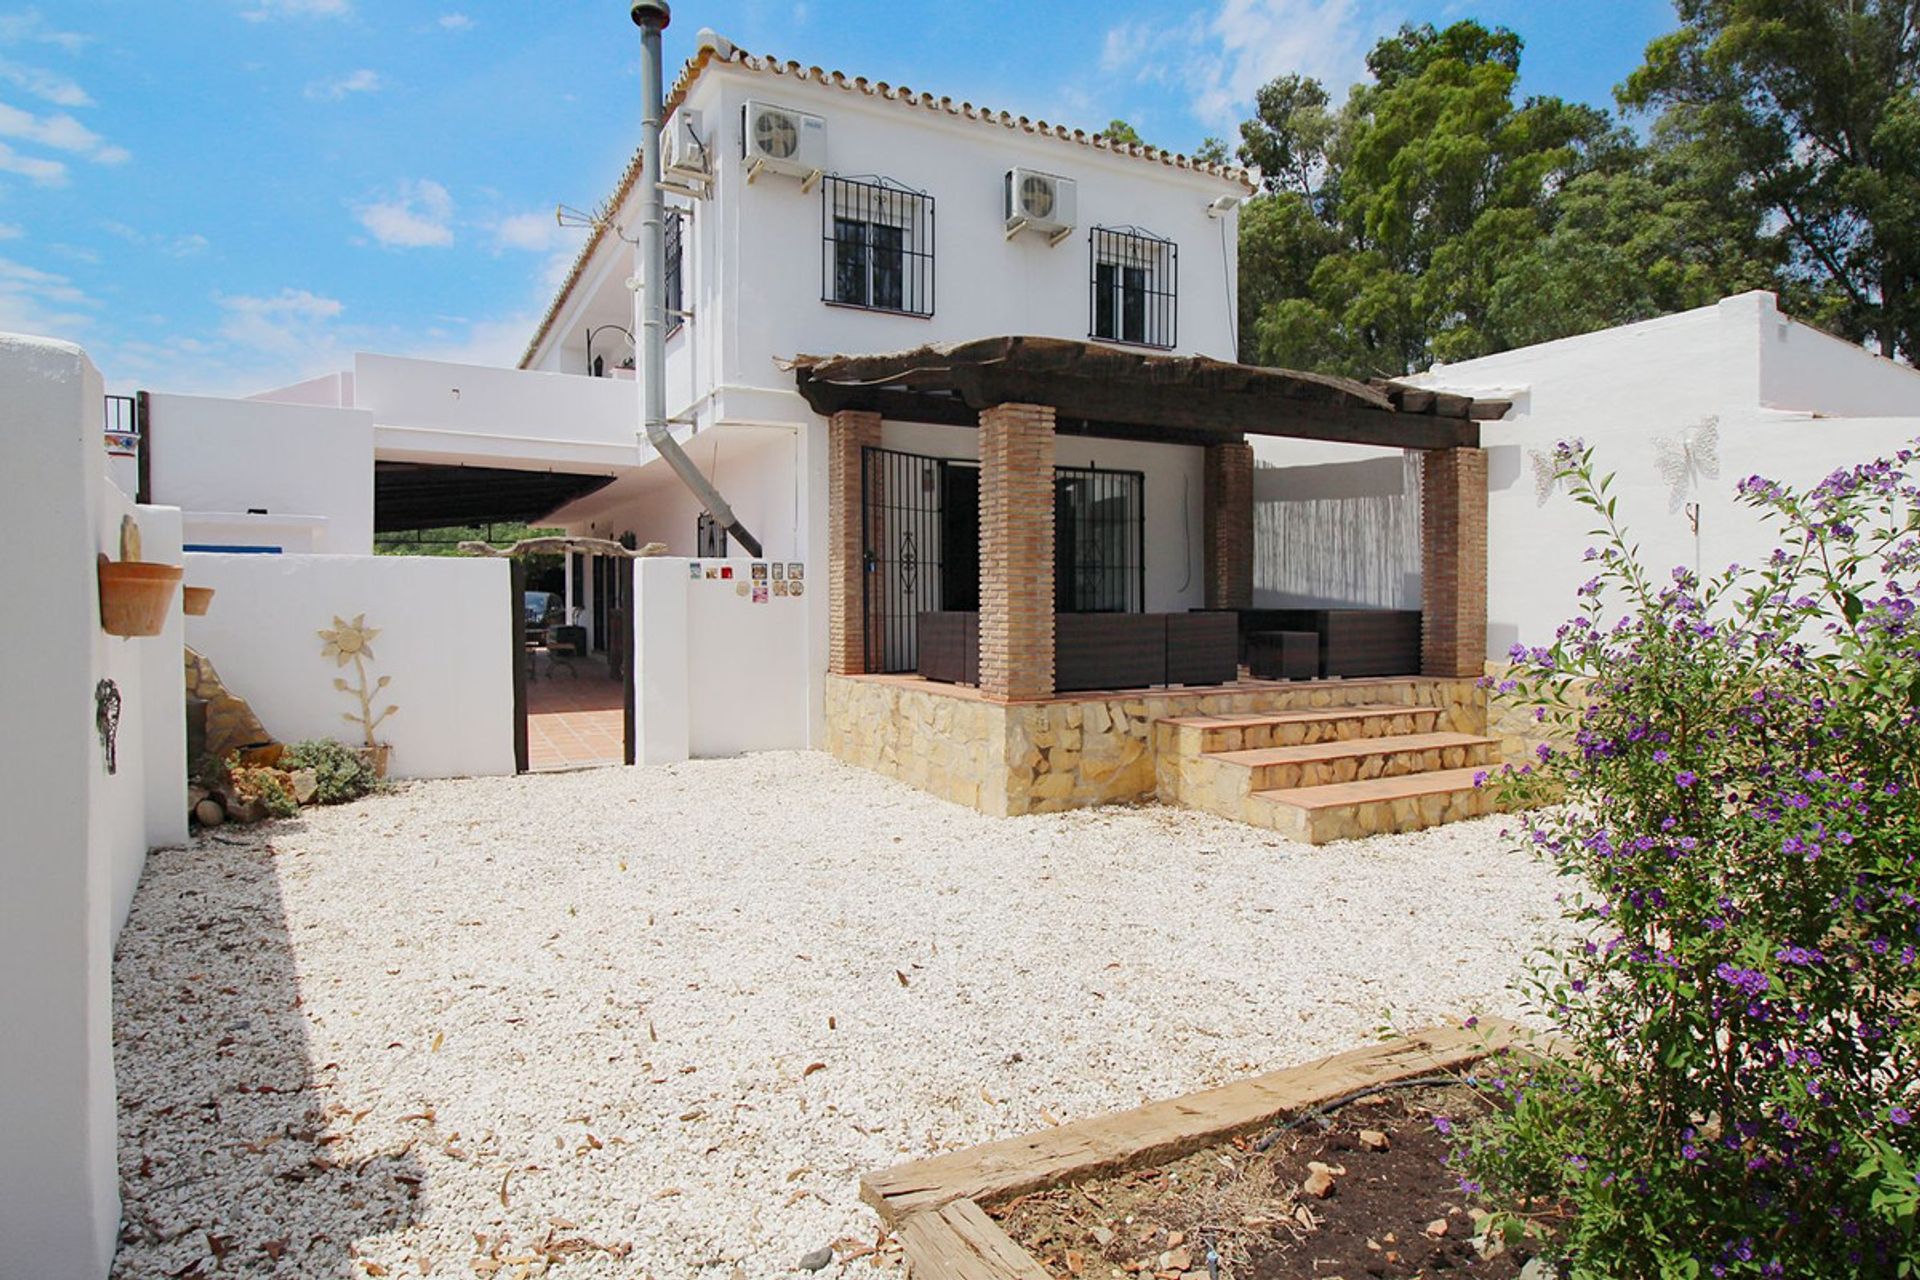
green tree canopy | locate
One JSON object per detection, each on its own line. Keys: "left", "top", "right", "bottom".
{"left": 1621, "top": 0, "right": 1920, "bottom": 359}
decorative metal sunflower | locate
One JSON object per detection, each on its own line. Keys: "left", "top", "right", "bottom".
{"left": 317, "top": 613, "right": 396, "bottom": 747}
{"left": 318, "top": 614, "right": 381, "bottom": 667}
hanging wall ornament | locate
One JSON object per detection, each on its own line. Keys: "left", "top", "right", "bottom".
{"left": 95, "top": 679, "right": 122, "bottom": 775}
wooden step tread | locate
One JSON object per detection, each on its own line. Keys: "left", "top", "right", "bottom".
{"left": 1158, "top": 704, "right": 1427, "bottom": 730}
{"left": 1254, "top": 767, "right": 1493, "bottom": 811}
{"left": 1208, "top": 732, "right": 1497, "bottom": 769}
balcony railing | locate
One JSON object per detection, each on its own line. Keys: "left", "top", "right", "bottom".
{"left": 104, "top": 394, "right": 138, "bottom": 456}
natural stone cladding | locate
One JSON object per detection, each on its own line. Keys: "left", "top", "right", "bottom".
{"left": 826, "top": 674, "right": 1487, "bottom": 821}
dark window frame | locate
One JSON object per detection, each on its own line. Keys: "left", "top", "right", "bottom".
{"left": 1088, "top": 225, "right": 1177, "bottom": 350}
{"left": 664, "top": 207, "right": 686, "bottom": 339}
{"left": 821, "top": 175, "right": 935, "bottom": 318}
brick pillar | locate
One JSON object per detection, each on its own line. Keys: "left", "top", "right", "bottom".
{"left": 1420, "top": 447, "right": 1488, "bottom": 678}
{"left": 979, "top": 403, "right": 1056, "bottom": 700}
{"left": 827, "top": 409, "right": 882, "bottom": 675}
{"left": 1203, "top": 441, "right": 1253, "bottom": 609}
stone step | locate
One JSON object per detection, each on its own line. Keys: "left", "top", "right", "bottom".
{"left": 1249, "top": 767, "right": 1501, "bottom": 845}
{"left": 1207, "top": 732, "right": 1500, "bottom": 792}
{"left": 1155, "top": 704, "right": 1442, "bottom": 755}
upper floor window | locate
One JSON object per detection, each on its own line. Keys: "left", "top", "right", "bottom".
{"left": 822, "top": 175, "right": 934, "bottom": 317}
{"left": 1089, "top": 226, "right": 1177, "bottom": 349}
{"left": 665, "top": 207, "right": 686, "bottom": 337}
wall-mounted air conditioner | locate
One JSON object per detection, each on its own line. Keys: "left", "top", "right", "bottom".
{"left": 1005, "top": 168, "right": 1077, "bottom": 245}
{"left": 741, "top": 100, "right": 826, "bottom": 188}
{"left": 663, "top": 108, "right": 710, "bottom": 177}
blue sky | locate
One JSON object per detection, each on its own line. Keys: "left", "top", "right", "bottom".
{"left": 2, "top": 0, "right": 1677, "bottom": 395}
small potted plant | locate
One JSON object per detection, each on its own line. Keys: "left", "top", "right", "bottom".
{"left": 318, "top": 614, "right": 397, "bottom": 777}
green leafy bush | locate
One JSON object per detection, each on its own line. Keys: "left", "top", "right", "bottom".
{"left": 1458, "top": 441, "right": 1920, "bottom": 1277}
{"left": 282, "top": 738, "right": 378, "bottom": 805}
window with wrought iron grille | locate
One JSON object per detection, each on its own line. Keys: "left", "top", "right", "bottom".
{"left": 665, "top": 208, "right": 686, "bottom": 337}
{"left": 696, "top": 512, "right": 727, "bottom": 557}
{"left": 822, "top": 175, "right": 934, "bottom": 317}
{"left": 1089, "top": 226, "right": 1176, "bottom": 349}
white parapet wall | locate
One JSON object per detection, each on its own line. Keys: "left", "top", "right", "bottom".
{"left": 183, "top": 553, "right": 518, "bottom": 781}
{"left": 633, "top": 556, "right": 814, "bottom": 764}
{"left": 1, "top": 332, "right": 186, "bottom": 1280}
{"left": 146, "top": 391, "right": 375, "bottom": 555}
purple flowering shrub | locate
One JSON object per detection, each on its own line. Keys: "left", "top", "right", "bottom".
{"left": 1455, "top": 441, "right": 1920, "bottom": 1277}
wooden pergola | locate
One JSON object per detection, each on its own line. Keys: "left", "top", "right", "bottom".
{"left": 792, "top": 336, "right": 1498, "bottom": 700}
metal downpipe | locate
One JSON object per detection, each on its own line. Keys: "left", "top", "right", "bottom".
{"left": 631, "top": 1, "right": 763, "bottom": 558}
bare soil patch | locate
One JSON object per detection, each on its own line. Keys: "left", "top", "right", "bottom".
{"left": 996, "top": 1083, "right": 1530, "bottom": 1279}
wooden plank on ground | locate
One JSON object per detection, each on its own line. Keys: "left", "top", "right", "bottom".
{"left": 864, "top": 1020, "right": 1521, "bottom": 1225}
{"left": 898, "top": 1199, "right": 1052, "bottom": 1280}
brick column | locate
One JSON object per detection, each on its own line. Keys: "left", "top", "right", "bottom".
{"left": 1419, "top": 447, "right": 1488, "bottom": 678}
{"left": 979, "top": 403, "right": 1056, "bottom": 701}
{"left": 1203, "top": 441, "right": 1253, "bottom": 609}
{"left": 827, "top": 409, "right": 882, "bottom": 676}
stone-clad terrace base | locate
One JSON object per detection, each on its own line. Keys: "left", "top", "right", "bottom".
{"left": 824, "top": 673, "right": 1488, "bottom": 833}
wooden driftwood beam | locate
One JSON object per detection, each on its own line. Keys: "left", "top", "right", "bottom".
{"left": 456, "top": 536, "right": 669, "bottom": 559}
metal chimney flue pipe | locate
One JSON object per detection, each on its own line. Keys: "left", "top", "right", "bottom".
{"left": 631, "top": 0, "right": 764, "bottom": 558}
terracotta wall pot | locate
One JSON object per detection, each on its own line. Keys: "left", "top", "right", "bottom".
{"left": 182, "top": 586, "right": 215, "bottom": 616}
{"left": 98, "top": 556, "right": 183, "bottom": 637}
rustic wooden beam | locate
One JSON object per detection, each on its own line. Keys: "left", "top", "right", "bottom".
{"left": 1467, "top": 399, "right": 1513, "bottom": 421}
{"left": 897, "top": 1199, "right": 1052, "bottom": 1280}
{"left": 861, "top": 1020, "right": 1519, "bottom": 1225}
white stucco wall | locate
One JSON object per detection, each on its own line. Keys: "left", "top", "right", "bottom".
{"left": 633, "top": 556, "right": 813, "bottom": 763}
{"left": 2, "top": 332, "right": 185, "bottom": 1280}
{"left": 146, "top": 391, "right": 375, "bottom": 554}
{"left": 183, "top": 554, "right": 516, "bottom": 781}
{"left": 1248, "top": 292, "right": 1920, "bottom": 658}
{"left": 354, "top": 352, "right": 639, "bottom": 473}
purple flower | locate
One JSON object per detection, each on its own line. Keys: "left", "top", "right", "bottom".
{"left": 1893, "top": 1107, "right": 1912, "bottom": 1127}
{"left": 1433, "top": 1116, "right": 1453, "bottom": 1136}
{"left": 1675, "top": 771, "right": 1698, "bottom": 788}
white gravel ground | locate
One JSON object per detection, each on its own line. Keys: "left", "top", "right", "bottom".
{"left": 112, "top": 751, "right": 1564, "bottom": 1278}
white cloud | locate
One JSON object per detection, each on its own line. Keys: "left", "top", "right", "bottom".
{"left": 0, "top": 254, "right": 94, "bottom": 337}
{"left": 437, "top": 12, "right": 472, "bottom": 30}
{"left": 240, "top": 0, "right": 353, "bottom": 20}
{"left": 0, "top": 60, "right": 91, "bottom": 107}
{"left": 357, "top": 179, "right": 455, "bottom": 248}
{"left": 0, "top": 11, "right": 88, "bottom": 54}
{"left": 305, "top": 68, "right": 381, "bottom": 100}
{"left": 1102, "top": 0, "right": 1383, "bottom": 129}
{"left": 218, "top": 288, "right": 345, "bottom": 355}
{"left": 0, "top": 99, "right": 129, "bottom": 164}
{"left": 0, "top": 139, "right": 64, "bottom": 184}
{"left": 493, "top": 210, "right": 562, "bottom": 253}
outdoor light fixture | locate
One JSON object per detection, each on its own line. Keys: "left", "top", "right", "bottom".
{"left": 1206, "top": 194, "right": 1242, "bottom": 218}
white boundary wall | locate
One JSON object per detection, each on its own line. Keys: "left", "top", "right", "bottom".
{"left": 184, "top": 554, "right": 516, "bottom": 781}
{"left": 633, "top": 557, "right": 813, "bottom": 764}
{"left": 147, "top": 392, "right": 375, "bottom": 555}
{"left": 1, "top": 333, "right": 186, "bottom": 1280}
{"left": 1250, "top": 293, "right": 1920, "bottom": 656}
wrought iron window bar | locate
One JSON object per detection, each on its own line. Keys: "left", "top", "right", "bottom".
{"left": 1088, "top": 225, "right": 1177, "bottom": 350}
{"left": 822, "top": 175, "right": 935, "bottom": 318}
{"left": 860, "top": 446, "right": 1145, "bottom": 673}
{"left": 665, "top": 207, "right": 686, "bottom": 338}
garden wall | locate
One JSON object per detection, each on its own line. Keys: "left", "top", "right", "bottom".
{"left": 183, "top": 553, "right": 516, "bottom": 780}
{"left": 1, "top": 333, "right": 187, "bottom": 1280}
{"left": 632, "top": 556, "right": 814, "bottom": 763}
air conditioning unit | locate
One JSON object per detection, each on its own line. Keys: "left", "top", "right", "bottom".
{"left": 1005, "top": 168, "right": 1076, "bottom": 245}
{"left": 663, "top": 108, "right": 710, "bottom": 178}
{"left": 741, "top": 100, "right": 826, "bottom": 186}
